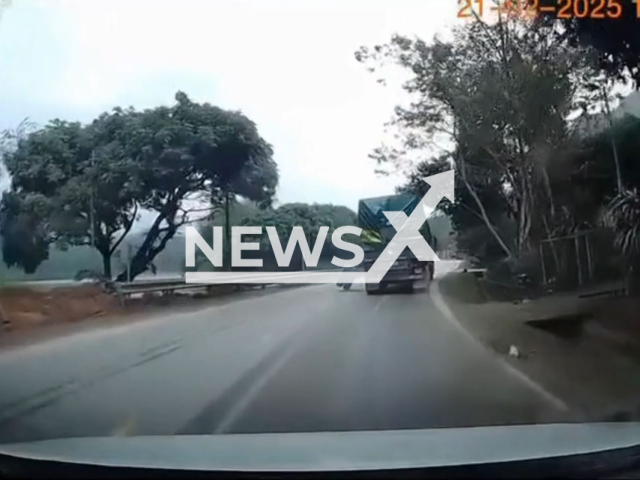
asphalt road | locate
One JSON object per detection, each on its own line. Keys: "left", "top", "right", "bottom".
{"left": 0, "top": 282, "right": 569, "bottom": 444}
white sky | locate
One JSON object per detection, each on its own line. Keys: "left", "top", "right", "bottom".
{"left": 0, "top": 0, "right": 457, "bottom": 210}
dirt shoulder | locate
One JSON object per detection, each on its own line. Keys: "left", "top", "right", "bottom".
{"left": 436, "top": 272, "right": 640, "bottom": 422}
{"left": 0, "top": 284, "right": 304, "bottom": 351}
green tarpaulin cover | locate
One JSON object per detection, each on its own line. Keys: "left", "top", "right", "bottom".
{"left": 358, "top": 194, "right": 420, "bottom": 247}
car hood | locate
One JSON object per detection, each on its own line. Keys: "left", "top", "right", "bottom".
{"left": 1, "top": 423, "right": 640, "bottom": 472}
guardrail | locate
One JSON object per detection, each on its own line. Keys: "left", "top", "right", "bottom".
{"left": 115, "top": 279, "right": 222, "bottom": 297}
{"left": 6, "top": 269, "right": 340, "bottom": 298}
{"left": 113, "top": 268, "right": 342, "bottom": 297}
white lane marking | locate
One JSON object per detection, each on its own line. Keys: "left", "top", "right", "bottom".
{"left": 429, "top": 281, "right": 569, "bottom": 413}
{"left": 214, "top": 287, "right": 343, "bottom": 433}
{"left": 373, "top": 297, "right": 386, "bottom": 312}
{"left": 213, "top": 338, "right": 300, "bottom": 434}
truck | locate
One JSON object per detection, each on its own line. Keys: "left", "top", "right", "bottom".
{"left": 358, "top": 193, "right": 435, "bottom": 295}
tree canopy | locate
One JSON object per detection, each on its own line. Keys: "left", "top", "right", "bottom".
{"left": 537, "top": 0, "right": 640, "bottom": 86}
{"left": 0, "top": 92, "right": 278, "bottom": 280}
{"left": 359, "top": 11, "right": 640, "bottom": 285}
{"left": 357, "top": 18, "right": 595, "bottom": 262}
{"left": 195, "top": 202, "right": 358, "bottom": 271}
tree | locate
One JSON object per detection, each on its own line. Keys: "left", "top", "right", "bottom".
{"left": 1, "top": 92, "right": 278, "bottom": 281}
{"left": 604, "top": 189, "right": 640, "bottom": 260}
{"left": 0, "top": 191, "right": 50, "bottom": 274}
{"left": 239, "top": 203, "right": 357, "bottom": 270}
{"left": 115, "top": 92, "right": 277, "bottom": 281}
{"left": 399, "top": 156, "right": 512, "bottom": 261}
{"left": 357, "top": 17, "right": 596, "bottom": 263}
{"left": 194, "top": 202, "right": 357, "bottom": 272}
{"left": 603, "top": 188, "right": 640, "bottom": 293}
{"left": 537, "top": 0, "right": 640, "bottom": 86}
{"left": 561, "top": 115, "right": 640, "bottom": 220}
{"left": 1, "top": 113, "right": 140, "bottom": 277}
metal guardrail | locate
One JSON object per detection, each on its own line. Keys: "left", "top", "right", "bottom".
{"left": 115, "top": 279, "right": 213, "bottom": 296}
{"left": 6, "top": 269, "right": 341, "bottom": 298}
{"left": 114, "top": 268, "right": 342, "bottom": 297}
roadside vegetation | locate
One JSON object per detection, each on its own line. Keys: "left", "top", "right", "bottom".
{"left": 357, "top": 8, "right": 640, "bottom": 294}
{"left": 0, "top": 92, "right": 277, "bottom": 281}
{"left": 354, "top": 7, "right": 640, "bottom": 418}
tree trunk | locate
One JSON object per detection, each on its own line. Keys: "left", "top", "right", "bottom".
{"left": 102, "top": 252, "right": 112, "bottom": 280}
{"left": 117, "top": 252, "right": 149, "bottom": 283}
{"left": 115, "top": 223, "right": 177, "bottom": 282}
{"left": 515, "top": 167, "right": 534, "bottom": 255}
{"left": 602, "top": 85, "right": 623, "bottom": 195}
{"left": 459, "top": 157, "right": 514, "bottom": 260}
{"left": 114, "top": 207, "right": 173, "bottom": 282}
{"left": 541, "top": 214, "right": 561, "bottom": 279}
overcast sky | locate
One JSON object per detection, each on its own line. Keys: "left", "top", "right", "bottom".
{"left": 0, "top": 0, "right": 457, "bottom": 210}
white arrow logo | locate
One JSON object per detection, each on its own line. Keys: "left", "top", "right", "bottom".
{"left": 365, "top": 169, "right": 455, "bottom": 284}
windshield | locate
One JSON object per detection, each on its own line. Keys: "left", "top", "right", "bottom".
{"left": 1, "top": 0, "right": 640, "bottom": 456}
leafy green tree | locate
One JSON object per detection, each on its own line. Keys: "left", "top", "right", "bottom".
{"left": 565, "top": 115, "right": 640, "bottom": 209}
{"left": 240, "top": 203, "right": 357, "bottom": 269}
{"left": 245, "top": 203, "right": 355, "bottom": 245}
{"left": 0, "top": 92, "right": 278, "bottom": 281}
{"left": 537, "top": 0, "right": 640, "bottom": 86}
{"left": 114, "top": 92, "right": 277, "bottom": 280}
{"left": 399, "top": 156, "right": 510, "bottom": 261}
{"left": 603, "top": 188, "right": 640, "bottom": 293}
{"left": 604, "top": 189, "right": 640, "bottom": 258}
{"left": 1, "top": 113, "right": 140, "bottom": 277}
{"left": 195, "top": 202, "right": 357, "bottom": 271}
{"left": 556, "top": 115, "right": 640, "bottom": 258}
{"left": 357, "top": 17, "right": 596, "bottom": 262}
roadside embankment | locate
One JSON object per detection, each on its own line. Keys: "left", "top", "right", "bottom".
{"left": 437, "top": 272, "right": 640, "bottom": 422}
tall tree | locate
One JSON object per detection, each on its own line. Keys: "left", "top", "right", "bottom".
{"left": 399, "top": 156, "right": 511, "bottom": 261}
{"left": 195, "top": 202, "right": 358, "bottom": 271}
{"left": 357, "top": 16, "right": 596, "bottom": 261}
{"left": 537, "top": 0, "right": 640, "bottom": 87}
{"left": 111, "top": 92, "right": 278, "bottom": 281}
{"left": 0, "top": 92, "right": 278, "bottom": 281}
{"left": 0, "top": 112, "right": 140, "bottom": 278}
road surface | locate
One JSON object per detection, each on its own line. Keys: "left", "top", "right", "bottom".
{"left": 0, "top": 282, "right": 569, "bottom": 444}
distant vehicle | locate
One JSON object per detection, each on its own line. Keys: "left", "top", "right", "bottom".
{"left": 358, "top": 194, "right": 435, "bottom": 295}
